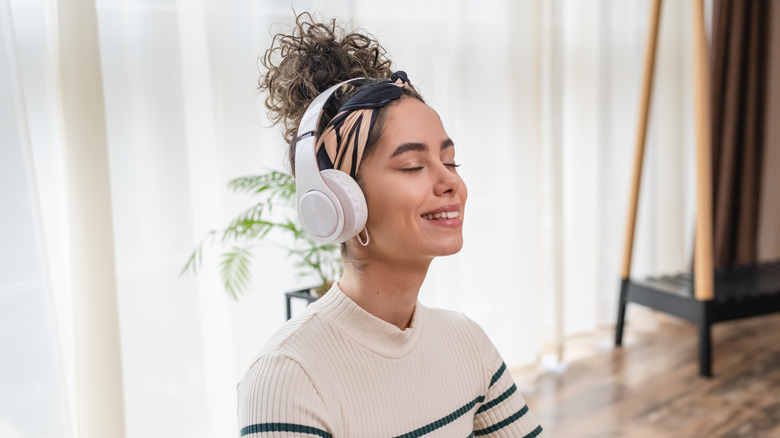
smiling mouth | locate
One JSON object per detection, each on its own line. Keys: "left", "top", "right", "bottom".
{"left": 421, "top": 211, "right": 460, "bottom": 220}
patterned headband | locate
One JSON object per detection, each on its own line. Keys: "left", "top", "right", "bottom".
{"left": 315, "top": 71, "right": 410, "bottom": 179}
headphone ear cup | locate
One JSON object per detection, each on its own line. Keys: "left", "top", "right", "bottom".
{"left": 320, "top": 169, "right": 368, "bottom": 244}
{"left": 298, "top": 189, "right": 340, "bottom": 240}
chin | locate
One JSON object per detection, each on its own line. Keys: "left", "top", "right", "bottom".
{"left": 434, "top": 239, "right": 464, "bottom": 256}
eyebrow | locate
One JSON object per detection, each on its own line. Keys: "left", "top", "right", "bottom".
{"left": 390, "top": 138, "right": 455, "bottom": 158}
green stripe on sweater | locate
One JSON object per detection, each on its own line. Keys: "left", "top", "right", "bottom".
{"left": 476, "top": 383, "right": 517, "bottom": 414}
{"left": 474, "top": 405, "right": 535, "bottom": 436}
{"left": 240, "top": 423, "right": 332, "bottom": 437}
{"left": 489, "top": 362, "right": 506, "bottom": 388}
{"left": 392, "top": 395, "right": 486, "bottom": 438}
{"left": 523, "top": 425, "right": 544, "bottom": 438}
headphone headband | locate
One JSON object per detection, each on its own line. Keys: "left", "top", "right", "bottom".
{"left": 295, "top": 79, "right": 368, "bottom": 244}
{"left": 297, "top": 79, "right": 362, "bottom": 140}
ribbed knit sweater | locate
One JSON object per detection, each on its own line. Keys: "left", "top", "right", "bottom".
{"left": 237, "top": 284, "right": 545, "bottom": 437}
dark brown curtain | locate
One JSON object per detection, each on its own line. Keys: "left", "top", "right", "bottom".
{"left": 710, "top": 0, "right": 772, "bottom": 267}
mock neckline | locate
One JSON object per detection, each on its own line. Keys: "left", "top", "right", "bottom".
{"left": 311, "top": 283, "right": 424, "bottom": 359}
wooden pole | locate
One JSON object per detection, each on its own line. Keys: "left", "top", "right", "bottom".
{"left": 621, "top": 0, "right": 663, "bottom": 279}
{"left": 692, "top": 0, "right": 715, "bottom": 301}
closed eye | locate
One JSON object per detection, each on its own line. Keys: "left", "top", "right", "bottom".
{"left": 400, "top": 166, "right": 424, "bottom": 172}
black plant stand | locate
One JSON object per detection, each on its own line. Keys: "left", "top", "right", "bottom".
{"left": 285, "top": 287, "right": 320, "bottom": 320}
{"left": 615, "top": 261, "right": 780, "bottom": 376}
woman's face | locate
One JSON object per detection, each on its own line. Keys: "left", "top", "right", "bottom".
{"left": 356, "top": 97, "right": 468, "bottom": 265}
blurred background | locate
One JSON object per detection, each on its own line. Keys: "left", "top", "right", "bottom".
{"left": 2, "top": 0, "right": 778, "bottom": 437}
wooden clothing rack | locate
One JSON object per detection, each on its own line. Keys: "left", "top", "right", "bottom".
{"left": 614, "top": 0, "right": 780, "bottom": 377}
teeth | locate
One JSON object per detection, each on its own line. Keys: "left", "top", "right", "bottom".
{"left": 422, "top": 211, "right": 460, "bottom": 220}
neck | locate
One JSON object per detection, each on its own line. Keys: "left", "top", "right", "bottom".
{"left": 338, "top": 257, "right": 431, "bottom": 330}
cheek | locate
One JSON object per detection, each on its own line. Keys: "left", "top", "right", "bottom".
{"left": 367, "top": 191, "right": 407, "bottom": 220}
{"left": 364, "top": 180, "right": 424, "bottom": 227}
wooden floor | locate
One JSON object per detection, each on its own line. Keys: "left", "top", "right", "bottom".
{"left": 518, "top": 312, "right": 780, "bottom": 438}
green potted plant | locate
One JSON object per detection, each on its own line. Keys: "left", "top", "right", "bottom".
{"left": 181, "top": 169, "right": 342, "bottom": 300}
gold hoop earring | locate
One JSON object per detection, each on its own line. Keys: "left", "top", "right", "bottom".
{"left": 356, "top": 227, "right": 370, "bottom": 247}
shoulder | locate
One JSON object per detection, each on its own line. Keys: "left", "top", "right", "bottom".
{"left": 424, "top": 305, "right": 490, "bottom": 339}
{"left": 423, "top": 305, "right": 503, "bottom": 383}
{"left": 257, "top": 309, "right": 324, "bottom": 356}
{"left": 238, "top": 311, "right": 321, "bottom": 391}
{"left": 422, "top": 305, "right": 497, "bottom": 358}
{"left": 237, "top": 312, "right": 339, "bottom": 433}
{"left": 237, "top": 348, "right": 337, "bottom": 435}
{"left": 238, "top": 303, "right": 336, "bottom": 388}
{"left": 243, "top": 304, "right": 340, "bottom": 376}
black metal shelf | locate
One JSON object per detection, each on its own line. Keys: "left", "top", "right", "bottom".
{"left": 616, "top": 260, "right": 780, "bottom": 377}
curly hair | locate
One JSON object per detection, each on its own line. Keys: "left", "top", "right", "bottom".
{"left": 258, "top": 12, "right": 422, "bottom": 174}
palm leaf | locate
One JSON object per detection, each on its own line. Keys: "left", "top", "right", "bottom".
{"left": 219, "top": 246, "right": 253, "bottom": 300}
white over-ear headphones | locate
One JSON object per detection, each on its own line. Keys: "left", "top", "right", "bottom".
{"left": 295, "top": 79, "right": 368, "bottom": 244}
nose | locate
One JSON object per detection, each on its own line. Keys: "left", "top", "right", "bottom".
{"left": 433, "top": 163, "right": 461, "bottom": 196}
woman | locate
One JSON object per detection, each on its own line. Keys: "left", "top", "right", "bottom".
{"left": 238, "top": 13, "right": 545, "bottom": 437}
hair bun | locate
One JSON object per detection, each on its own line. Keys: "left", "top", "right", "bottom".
{"left": 259, "top": 12, "right": 394, "bottom": 152}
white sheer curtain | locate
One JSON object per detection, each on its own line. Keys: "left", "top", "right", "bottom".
{"left": 1, "top": 0, "right": 697, "bottom": 436}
